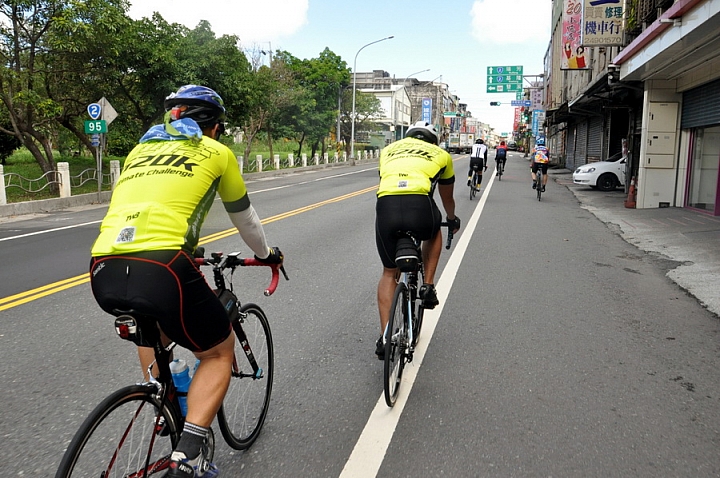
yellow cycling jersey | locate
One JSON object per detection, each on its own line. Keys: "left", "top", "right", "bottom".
{"left": 91, "top": 136, "right": 249, "bottom": 255}
{"left": 377, "top": 137, "right": 455, "bottom": 198}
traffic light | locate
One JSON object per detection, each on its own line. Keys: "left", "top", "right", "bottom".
{"left": 490, "top": 101, "right": 500, "bottom": 106}
{"left": 521, "top": 107, "right": 530, "bottom": 123}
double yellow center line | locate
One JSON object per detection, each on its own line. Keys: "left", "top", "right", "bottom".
{"left": 0, "top": 185, "right": 377, "bottom": 312}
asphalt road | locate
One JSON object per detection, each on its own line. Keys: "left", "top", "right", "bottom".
{"left": 1, "top": 151, "right": 719, "bottom": 477}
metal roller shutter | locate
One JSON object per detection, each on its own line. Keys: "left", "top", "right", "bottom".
{"left": 566, "top": 124, "right": 577, "bottom": 171}
{"left": 682, "top": 78, "right": 720, "bottom": 129}
{"left": 587, "top": 116, "right": 603, "bottom": 162}
{"left": 576, "top": 120, "right": 588, "bottom": 166}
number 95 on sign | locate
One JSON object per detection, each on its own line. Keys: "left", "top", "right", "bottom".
{"left": 84, "top": 120, "right": 107, "bottom": 134}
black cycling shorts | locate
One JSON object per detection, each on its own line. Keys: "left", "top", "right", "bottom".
{"left": 531, "top": 162, "right": 549, "bottom": 174}
{"left": 375, "top": 194, "right": 442, "bottom": 269}
{"left": 89, "top": 250, "right": 231, "bottom": 352}
{"left": 469, "top": 157, "right": 484, "bottom": 173}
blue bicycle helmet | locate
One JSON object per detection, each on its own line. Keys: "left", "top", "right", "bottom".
{"left": 535, "top": 136, "right": 546, "bottom": 147}
{"left": 164, "top": 85, "right": 226, "bottom": 129}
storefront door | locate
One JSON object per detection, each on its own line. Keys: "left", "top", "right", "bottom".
{"left": 687, "top": 125, "right": 720, "bottom": 215}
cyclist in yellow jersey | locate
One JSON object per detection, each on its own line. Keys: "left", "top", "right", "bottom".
{"left": 374, "top": 121, "right": 460, "bottom": 359}
{"left": 89, "top": 85, "right": 283, "bottom": 478}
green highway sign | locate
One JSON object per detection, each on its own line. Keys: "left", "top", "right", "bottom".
{"left": 487, "top": 65, "right": 523, "bottom": 76}
{"left": 84, "top": 120, "right": 107, "bottom": 134}
{"left": 487, "top": 74, "right": 523, "bottom": 84}
{"left": 517, "top": 92, "right": 523, "bottom": 100}
{"left": 487, "top": 83, "right": 522, "bottom": 93}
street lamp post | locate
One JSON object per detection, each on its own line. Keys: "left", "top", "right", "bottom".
{"left": 403, "top": 68, "right": 430, "bottom": 85}
{"left": 350, "top": 35, "right": 394, "bottom": 161}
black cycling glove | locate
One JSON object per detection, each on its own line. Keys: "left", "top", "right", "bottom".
{"left": 255, "top": 246, "right": 284, "bottom": 265}
{"left": 447, "top": 215, "right": 461, "bottom": 232}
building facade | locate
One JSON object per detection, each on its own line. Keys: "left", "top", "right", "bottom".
{"left": 545, "top": 0, "right": 720, "bottom": 215}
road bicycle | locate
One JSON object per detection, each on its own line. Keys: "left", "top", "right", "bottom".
{"left": 496, "top": 157, "right": 505, "bottom": 181}
{"left": 469, "top": 164, "right": 482, "bottom": 200}
{"left": 56, "top": 250, "right": 288, "bottom": 477}
{"left": 383, "top": 224, "right": 454, "bottom": 407}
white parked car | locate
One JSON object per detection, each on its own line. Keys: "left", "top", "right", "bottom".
{"left": 573, "top": 155, "right": 626, "bottom": 191}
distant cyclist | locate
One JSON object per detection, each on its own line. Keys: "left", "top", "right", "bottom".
{"left": 467, "top": 138, "right": 488, "bottom": 190}
{"left": 495, "top": 140, "right": 508, "bottom": 176}
{"left": 531, "top": 136, "right": 550, "bottom": 192}
{"left": 374, "top": 120, "right": 460, "bottom": 359}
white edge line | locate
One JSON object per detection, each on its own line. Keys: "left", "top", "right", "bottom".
{"left": 339, "top": 173, "right": 496, "bottom": 478}
{"left": 0, "top": 220, "right": 102, "bottom": 242}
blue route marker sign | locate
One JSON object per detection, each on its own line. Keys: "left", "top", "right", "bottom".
{"left": 87, "top": 103, "right": 101, "bottom": 120}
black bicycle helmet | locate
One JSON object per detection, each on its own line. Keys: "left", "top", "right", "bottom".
{"left": 164, "top": 85, "right": 226, "bottom": 129}
{"left": 475, "top": 138, "right": 484, "bottom": 144}
{"left": 405, "top": 121, "right": 439, "bottom": 145}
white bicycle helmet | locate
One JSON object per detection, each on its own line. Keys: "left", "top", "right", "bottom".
{"left": 405, "top": 121, "right": 439, "bottom": 145}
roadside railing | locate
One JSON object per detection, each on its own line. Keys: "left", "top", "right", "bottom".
{"left": 0, "top": 149, "right": 379, "bottom": 205}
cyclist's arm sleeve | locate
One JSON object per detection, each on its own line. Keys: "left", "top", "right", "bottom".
{"left": 218, "top": 149, "right": 270, "bottom": 259}
{"left": 227, "top": 206, "right": 270, "bottom": 259}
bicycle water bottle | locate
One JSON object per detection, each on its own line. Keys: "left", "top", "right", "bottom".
{"left": 169, "top": 359, "right": 191, "bottom": 416}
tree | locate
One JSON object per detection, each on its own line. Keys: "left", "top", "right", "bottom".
{"left": 0, "top": 0, "right": 129, "bottom": 176}
{"left": 338, "top": 88, "right": 383, "bottom": 156}
{"left": 239, "top": 53, "right": 304, "bottom": 161}
{"left": 275, "top": 48, "right": 351, "bottom": 158}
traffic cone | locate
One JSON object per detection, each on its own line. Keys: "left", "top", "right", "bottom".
{"left": 624, "top": 176, "right": 636, "bottom": 208}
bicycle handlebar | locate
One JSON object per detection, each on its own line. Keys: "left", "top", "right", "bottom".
{"left": 194, "top": 249, "right": 289, "bottom": 296}
{"left": 439, "top": 222, "right": 455, "bottom": 250}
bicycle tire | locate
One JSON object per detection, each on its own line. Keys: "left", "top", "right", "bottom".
{"left": 470, "top": 173, "right": 477, "bottom": 200}
{"left": 384, "top": 282, "right": 408, "bottom": 407}
{"left": 497, "top": 161, "right": 503, "bottom": 181}
{"left": 56, "top": 384, "right": 182, "bottom": 478}
{"left": 217, "top": 303, "right": 274, "bottom": 450}
{"left": 537, "top": 170, "right": 543, "bottom": 201}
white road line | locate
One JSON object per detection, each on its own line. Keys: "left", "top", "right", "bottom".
{"left": 2, "top": 167, "right": 379, "bottom": 240}
{"left": 339, "top": 173, "right": 496, "bottom": 478}
{"left": 247, "top": 167, "right": 378, "bottom": 194}
{"left": 0, "top": 220, "right": 102, "bottom": 242}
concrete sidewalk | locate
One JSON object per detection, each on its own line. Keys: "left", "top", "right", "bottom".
{"left": 552, "top": 169, "right": 720, "bottom": 317}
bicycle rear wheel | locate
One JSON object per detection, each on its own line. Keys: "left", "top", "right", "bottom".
{"left": 56, "top": 384, "right": 182, "bottom": 478}
{"left": 537, "top": 170, "right": 543, "bottom": 201}
{"left": 384, "top": 282, "right": 408, "bottom": 407}
{"left": 470, "top": 173, "right": 477, "bottom": 200}
{"left": 217, "top": 303, "right": 274, "bottom": 450}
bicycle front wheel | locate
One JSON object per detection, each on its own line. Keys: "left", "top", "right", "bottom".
{"left": 218, "top": 303, "right": 274, "bottom": 450}
{"left": 56, "top": 384, "right": 181, "bottom": 478}
{"left": 384, "top": 282, "right": 408, "bottom": 407}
